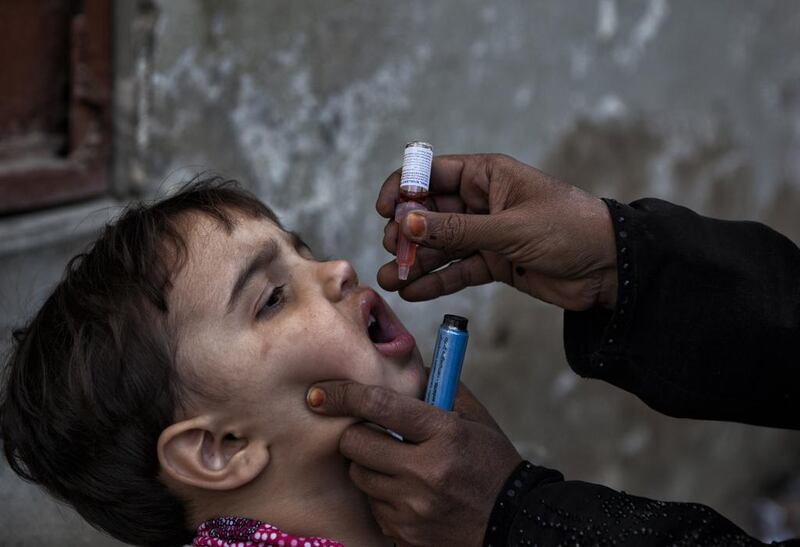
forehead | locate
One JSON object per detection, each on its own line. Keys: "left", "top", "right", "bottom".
{"left": 183, "top": 210, "right": 284, "bottom": 261}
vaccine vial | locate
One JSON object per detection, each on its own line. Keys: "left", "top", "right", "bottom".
{"left": 396, "top": 141, "right": 433, "bottom": 280}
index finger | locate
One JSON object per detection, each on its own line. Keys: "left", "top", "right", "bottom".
{"left": 376, "top": 155, "right": 475, "bottom": 219}
{"left": 307, "top": 380, "right": 448, "bottom": 443}
{"left": 429, "top": 154, "right": 470, "bottom": 194}
{"left": 376, "top": 167, "right": 401, "bottom": 218}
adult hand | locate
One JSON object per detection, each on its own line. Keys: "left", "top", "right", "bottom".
{"left": 306, "top": 380, "right": 522, "bottom": 547}
{"left": 377, "top": 153, "right": 618, "bottom": 310}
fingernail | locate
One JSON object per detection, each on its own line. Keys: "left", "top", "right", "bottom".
{"left": 406, "top": 213, "right": 426, "bottom": 238}
{"left": 307, "top": 387, "right": 325, "bottom": 408}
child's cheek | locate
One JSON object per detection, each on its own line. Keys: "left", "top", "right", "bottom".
{"left": 289, "top": 340, "right": 367, "bottom": 385}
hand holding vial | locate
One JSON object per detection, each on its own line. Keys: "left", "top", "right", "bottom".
{"left": 378, "top": 153, "right": 619, "bottom": 311}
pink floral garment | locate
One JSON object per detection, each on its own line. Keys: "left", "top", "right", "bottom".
{"left": 193, "top": 517, "right": 345, "bottom": 547}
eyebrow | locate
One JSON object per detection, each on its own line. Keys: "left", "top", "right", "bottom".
{"left": 226, "top": 238, "right": 279, "bottom": 313}
{"left": 225, "top": 232, "right": 313, "bottom": 314}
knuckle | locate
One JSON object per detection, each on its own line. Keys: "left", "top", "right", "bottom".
{"left": 451, "top": 427, "right": 471, "bottom": 455}
{"left": 369, "top": 497, "right": 384, "bottom": 515}
{"left": 383, "top": 235, "right": 395, "bottom": 253}
{"left": 370, "top": 502, "right": 399, "bottom": 539}
{"left": 428, "top": 461, "right": 450, "bottom": 490}
{"left": 379, "top": 522, "right": 394, "bottom": 539}
{"left": 483, "top": 153, "right": 511, "bottom": 179}
{"left": 491, "top": 152, "right": 515, "bottom": 165}
{"left": 410, "top": 494, "right": 437, "bottom": 519}
{"left": 398, "top": 525, "right": 423, "bottom": 547}
{"left": 348, "top": 461, "right": 367, "bottom": 485}
{"left": 434, "top": 411, "right": 461, "bottom": 441}
{"left": 339, "top": 426, "right": 361, "bottom": 454}
{"left": 416, "top": 249, "right": 436, "bottom": 273}
{"left": 437, "top": 267, "right": 463, "bottom": 296}
{"left": 448, "top": 416, "right": 467, "bottom": 439}
{"left": 397, "top": 454, "right": 417, "bottom": 477}
{"left": 441, "top": 215, "right": 467, "bottom": 250}
{"left": 361, "top": 385, "right": 393, "bottom": 419}
{"left": 337, "top": 381, "right": 356, "bottom": 411}
{"left": 457, "top": 261, "right": 474, "bottom": 288}
{"left": 431, "top": 270, "right": 449, "bottom": 296}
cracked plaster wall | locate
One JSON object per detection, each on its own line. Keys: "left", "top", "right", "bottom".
{"left": 2, "top": 1, "right": 799, "bottom": 544}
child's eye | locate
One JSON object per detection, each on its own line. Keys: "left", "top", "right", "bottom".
{"left": 257, "top": 284, "right": 285, "bottom": 319}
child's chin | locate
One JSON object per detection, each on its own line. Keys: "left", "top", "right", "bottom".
{"left": 394, "top": 347, "right": 424, "bottom": 389}
{"left": 404, "top": 353, "right": 427, "bottom": 399}
{"left": 379, "top": 366, "right": 425, "bottom": 401}
{"left": 365, "top": 347, "right": 425, "bottom": 397}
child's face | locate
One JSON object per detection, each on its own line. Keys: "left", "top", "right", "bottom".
{"left": 168, "top": 211, "right": 425, "bottom": 453}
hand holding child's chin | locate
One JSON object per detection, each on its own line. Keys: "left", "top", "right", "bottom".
{"left": 306, "top": 379, "right": 521, "bottom": 547}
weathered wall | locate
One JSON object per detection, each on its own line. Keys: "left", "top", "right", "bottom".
{"left": 2, "top": 1, "right": 799, "bottom": 544}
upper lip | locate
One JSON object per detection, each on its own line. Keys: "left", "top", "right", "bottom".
{"left": 358, "top": 288, "right": 381, "bottom": 332}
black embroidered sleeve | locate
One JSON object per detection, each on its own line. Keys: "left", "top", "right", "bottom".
{"left": 482, "top": 198, "right": 800, "bottom": 546}
{"left": 482, "top": 461, "right": 563, "bottom": 547}
{"left": 483, "top": 461, "right": 800, "bottom": 546}
{"left": 564, "top": 198, "right": 800, "bottom": 429}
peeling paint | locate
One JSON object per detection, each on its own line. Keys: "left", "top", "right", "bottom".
{"left": 514, "top": 86, "right": 533, "bottom": 109}
{"left": 229, "top": 52, "right": 429, "bottom": 252}
{"left": 596, "top": 0, "right": 617, "bottom": 41}
{"left": 570, "top": 46, "right": 591, "bottom": 80}
{"left": 613, "top": 0, "right": 669, "bottom": 67}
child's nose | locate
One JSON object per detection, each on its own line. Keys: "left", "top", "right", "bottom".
{"left": 320, "top": 259, "right": 359, "bottom": 301}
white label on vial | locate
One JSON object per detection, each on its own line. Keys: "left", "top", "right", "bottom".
{"left": 400, "top": 145, "right": 433, "bottom": 192}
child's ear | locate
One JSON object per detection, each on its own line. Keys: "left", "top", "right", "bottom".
{"left": 157, "top": 417, "right": 269, "bottom": 491}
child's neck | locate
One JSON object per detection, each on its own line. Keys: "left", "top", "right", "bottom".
{"left": 193, "top": 451, "right": 393, "bottom": 547}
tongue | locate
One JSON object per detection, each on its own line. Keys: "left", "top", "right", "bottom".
{"left": 369, "top": 318, "right": 391, "bottom": 344}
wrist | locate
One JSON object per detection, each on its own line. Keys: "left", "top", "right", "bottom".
{"left": 482, "top": 461, "right": 565, "bottom": 547}
{"left": 591, "top": 197, "right": 619, "bottom": 309}
{"left": 597, "top": 266, "right": 619, "bottom": 309}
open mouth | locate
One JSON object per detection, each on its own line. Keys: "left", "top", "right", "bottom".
{"left": 359, "top": 289, "right": 416, "bottom": 358}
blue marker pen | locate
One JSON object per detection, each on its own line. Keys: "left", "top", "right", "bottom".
{"left": 425, "top": 314, "right": 469, "bottom": 411}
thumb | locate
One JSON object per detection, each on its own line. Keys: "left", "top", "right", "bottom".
{"left": 401, "top": 210, "right": 512, "bottom": 255}
{"left": 306, "top": 380, "right": 444, "bottom": 442}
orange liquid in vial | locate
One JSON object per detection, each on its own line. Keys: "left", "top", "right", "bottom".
{"left": 395, "top": 192, "right": 428, "bottom": 280}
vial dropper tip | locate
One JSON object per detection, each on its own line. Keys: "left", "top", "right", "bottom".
{"left": 398, "top": 265, "right": 410, "bottom": 280}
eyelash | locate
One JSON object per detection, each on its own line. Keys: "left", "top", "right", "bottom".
{"left": 256, "top": 284, "right": 286, "bottom": 319}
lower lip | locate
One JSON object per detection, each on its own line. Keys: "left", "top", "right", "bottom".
{"left": 373, "top": 331, "right": 416, "bottom": 358}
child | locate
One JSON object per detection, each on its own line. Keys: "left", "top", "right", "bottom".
{"left": 1, "top": 179, "right": 426, "bottom": 546}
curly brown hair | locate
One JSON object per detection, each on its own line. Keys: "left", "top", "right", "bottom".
{"left": 1, "top": 178, "right": 280, "bottom": 546}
